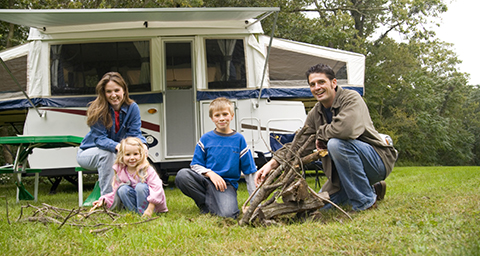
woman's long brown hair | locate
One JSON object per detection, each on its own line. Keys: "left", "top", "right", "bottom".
{"left": 86, "top": 72, "right": 134, "bottom": 128}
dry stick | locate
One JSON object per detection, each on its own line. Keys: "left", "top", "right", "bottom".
{"left": 252, "top": 149, "right": 323, "bottom": 224}
{"left": 292, "top": 151, "right": 352, "bottom": 220}
{"left": 99, "top": 199, "right": 116, "bottom": 221}
{"left": 285, "top": 126, "right": 309, "bottom": 160}
{"left": 260, "top": 127, "right": 308, "bottom": 193}
{"left": 27, "top": 216, "right": 63, "bottom": 224}
{"left": 287, "top": 148, "right": 351, "bottom": 220}
{"left": 241, "top": 126, "right": 309, "bottom": 213}
{"left": 84, "top": 216, "right": 160, "bottom": 228}
{"left": 245, "top": 148, "right": 337, "bottom": 224}
{"left": 42, "top": 203, "right": 74, "bottom": 212}
{"left": 240, "top": 135, "right": 316, "bottom": 225}
{"left": 239, "top": 164, "right": 287, "bottom": 225}
{"left": 90, "top": 227, "right": 113, "bottom": 234}
{"left": 259, "top": 191, "right": 279, "bottom": 208}
{"left": 307, "top": 186, "right": 352, "bottom": 220}
{"left": 241, "top": 125, "right": 345, "bottom": 224}
{"left": 58, "top": 208, "right": 78, "bottom": 229}
{"left": 81, "top": 209, "right": 121, "bottom": 219}
{"left": 17, "top": 204, "right": 28, "bottom": 222}
{"left": 264, "top": 134, "right": 316, "bottom": 209}
{"left": 240, "top": 135, "right": 312, "bottom": 223}
{"left": 272, "top": 126, "right": 315, "bottom": 185}
{"left": 41, "top": 204, "right": 68, "bottom": 220}
{"left": 270, "top": 133, "right": 315, "bottom": 191}
{"left": 18, "top": 203, "right": 160, "bottom": 228}
{"left": 272, "top": 128, "right": 309, "bottom": 185}
{"left": 19, "top": 204, "right": 44, "bottom": 222}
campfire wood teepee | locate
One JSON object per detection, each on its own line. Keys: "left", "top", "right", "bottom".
{"left": 240, "top": 126, "right": 344, "bottom": 226}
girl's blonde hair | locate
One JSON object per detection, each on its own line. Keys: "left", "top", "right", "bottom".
{"left": 114, "top": 137, "right": 149, "bottom": 182}
{"left": 208, "top": 97, "right": 234, "bottom": 118}
{"left": 86, "top": 72, "right": 134, "bottom": 128}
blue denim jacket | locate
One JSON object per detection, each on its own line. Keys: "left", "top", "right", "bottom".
{"left": 79, "top": 102, "right": 147, "bottom": 153}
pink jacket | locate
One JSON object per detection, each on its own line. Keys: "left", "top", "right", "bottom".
{"left": 99, "top": 164, "right": 168, "bottom": 213}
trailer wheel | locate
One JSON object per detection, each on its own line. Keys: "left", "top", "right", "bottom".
{"left": 159, "top": 169, "right": 170, "bottom": 186}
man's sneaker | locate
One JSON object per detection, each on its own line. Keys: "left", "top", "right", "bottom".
{"left": 373, "top": 181, "right": 387, "bottom": 201}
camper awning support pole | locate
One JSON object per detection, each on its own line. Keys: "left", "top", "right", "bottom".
{"left": 0, "top": 57, "right": 44, "bottom": 118}
{"left": 255, "top": 11, "right": 278, "bottom": 109}
{"left": 245, "top": 8, "right": 279, "bottom": 28}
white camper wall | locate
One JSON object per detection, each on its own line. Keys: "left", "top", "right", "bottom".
{"left": 23, "top": 108, "right": 89, "bottom": 168}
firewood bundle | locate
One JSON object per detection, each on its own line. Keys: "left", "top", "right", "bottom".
{"left": 239, "top": 126, "right": 331, "bottom": 226}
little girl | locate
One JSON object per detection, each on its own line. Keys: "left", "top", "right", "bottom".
{"left": 91, "top": 137, "right": 168, "bottom": 217}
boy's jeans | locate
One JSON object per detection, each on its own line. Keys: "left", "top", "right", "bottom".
{"left": 117, "top": 183, "right": 150, "bottom": 215}
{"left": 322, "top": 138, "right": 386, "bottom": 211}
{"left": 175, "top": 168, "right": 239, "bottom": 218}
{"left": 77, "top": 147, "right": 116, "bottom": 195}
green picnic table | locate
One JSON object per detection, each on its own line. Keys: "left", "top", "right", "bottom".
{"left": 0, "top": 135, "right": 83, "bottom": 202}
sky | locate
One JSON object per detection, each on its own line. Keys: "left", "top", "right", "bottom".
{"left": 433, "top": 0, "right": 480, "bottom": 85}
{"left": 304, "top": 0, "right": 479, "bottom": 85}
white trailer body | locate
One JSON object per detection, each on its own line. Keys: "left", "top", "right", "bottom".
{"left": 0, "top": 8, "right": 365, "bottom": 178}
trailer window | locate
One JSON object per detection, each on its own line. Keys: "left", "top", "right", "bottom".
{"left": 205, "top": 39, "right": 246, "bottom": 89}
{"left": 50, "top": 41, "right": 151, "bottom": 95}
{"left": 268, "top": 47, "right": 348, "bottom": 87}
{"left": 0, "top": 55, "right": 27, "bottom": 98}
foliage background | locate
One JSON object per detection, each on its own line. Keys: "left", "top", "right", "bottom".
{"left": 1, "top": 0, "right": 479, "bottom": 166}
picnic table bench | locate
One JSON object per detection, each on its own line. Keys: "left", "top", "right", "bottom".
{"left": 0, "top": 135, "right": 84, "bottom": 202}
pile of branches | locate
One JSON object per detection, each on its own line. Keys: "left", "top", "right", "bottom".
{"left": 2, "top": 197, "right": 159, "bottom": 234}
{"left": 240, "top": 126, "right": 349, "bottom": 226}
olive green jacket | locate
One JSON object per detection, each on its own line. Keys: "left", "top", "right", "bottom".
{"left": 272, "top": 86, "right": 398, "bottom": 195}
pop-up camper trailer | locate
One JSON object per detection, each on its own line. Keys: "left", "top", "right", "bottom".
{"left": 0, "top": 8, "right": 365, "bottom": 181}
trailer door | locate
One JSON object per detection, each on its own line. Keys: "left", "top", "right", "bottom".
{"left": 164, "top": 41, "right": 196, "bottom": 158}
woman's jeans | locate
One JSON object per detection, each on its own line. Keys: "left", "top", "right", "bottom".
{"left": 323, "top": 138, "right": 386, "bottom": 211}
{"left": 175, "top": 168, "right": 239, "bottom": 219}
{"left": 117, "top": 183, "right": 150, "bottom": 215}
{"left": 77, "top": 147, "right": 116, "bottom": 195}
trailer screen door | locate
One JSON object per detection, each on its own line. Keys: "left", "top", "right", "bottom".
{"left": 164, "top": 42, "right": 196, "bottom": 157}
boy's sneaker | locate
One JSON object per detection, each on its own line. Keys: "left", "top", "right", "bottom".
{"left": 373, "top": 181, "right": 387, "bottom": 201}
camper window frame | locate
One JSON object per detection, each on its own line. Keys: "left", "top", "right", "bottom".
{"left": 49, "top": 40, "right": 152, "bottom": 96}
{"left": 203, "top": 37, "right": 247, "bottom": 90}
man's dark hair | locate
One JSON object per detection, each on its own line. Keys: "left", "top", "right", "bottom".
{"left": 305, "top": 63, "right": 336, "bottom": 82}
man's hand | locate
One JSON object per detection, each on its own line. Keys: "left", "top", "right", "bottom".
{"left": 316, "top": 139, "right": 327, "bottom": 151}
{"left": 255, "top": 159, "right": 279, "bottom": 187}
{"left": 205, "top": 171, "right": 227, "bottom": 192}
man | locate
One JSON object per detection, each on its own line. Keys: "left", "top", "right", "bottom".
{"left": 255, "top": 64, "right": 397, "bottom": 211}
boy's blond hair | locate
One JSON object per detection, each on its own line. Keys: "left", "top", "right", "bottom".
{"left": 209, "top": 97, "right": 234, "bottom": 118}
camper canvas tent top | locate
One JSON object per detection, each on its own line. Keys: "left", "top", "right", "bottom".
{"left": 0, "top": 8, "right": 364, "bottom": 181}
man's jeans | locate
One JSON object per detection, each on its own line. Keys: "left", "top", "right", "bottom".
{"left": 77, "top": 147, "right": 116, "bottom": 195}
{"left": 175, "top": 168, "right": 239, "bottom": 218}
{"left": 117, "top": 183, "right": 150, "bottom": 215}
{"left": 323, "top": 138, "right": 386, "bottom": 211}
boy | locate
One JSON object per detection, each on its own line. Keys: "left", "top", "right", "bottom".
{"left": 175, "top": 97, "right": 257, "bottom": 218}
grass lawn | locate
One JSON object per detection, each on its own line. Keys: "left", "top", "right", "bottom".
{"left": 0, "top": 166, "right": 479, "bottom": 255}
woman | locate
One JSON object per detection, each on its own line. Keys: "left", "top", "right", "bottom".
{"left": 77, "top": 72, "right": 147, "bottom": 195}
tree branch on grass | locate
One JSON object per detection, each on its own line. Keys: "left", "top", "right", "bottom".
{"left": 12, "top": 204, "right": 161, "bottom": 234}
